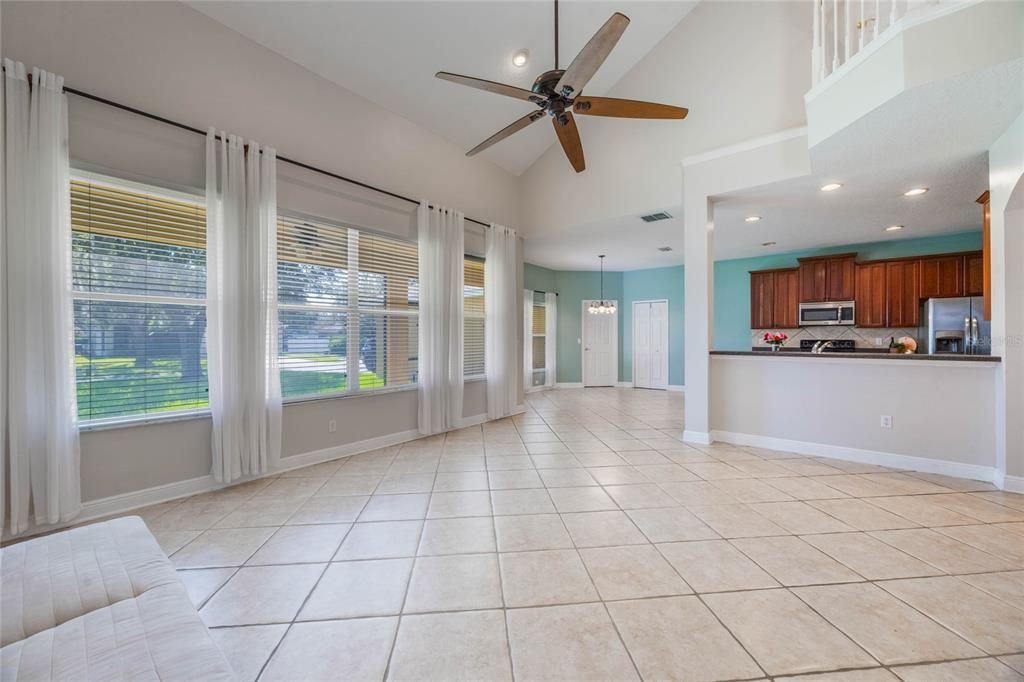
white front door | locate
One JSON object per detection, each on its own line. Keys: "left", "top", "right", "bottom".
{"left": 582, "top": 300, "right": 618, "bottom": 387}
{"left": 633, "top": 300, "right": 669, "bottom": 390}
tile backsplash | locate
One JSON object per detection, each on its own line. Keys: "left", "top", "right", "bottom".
{"left": 751, "top": 326, "right": 920, "bottom": 350}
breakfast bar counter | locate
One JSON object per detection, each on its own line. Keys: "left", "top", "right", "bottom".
{"left": 711, "top": 350, "right": 1001, "bottom": 363}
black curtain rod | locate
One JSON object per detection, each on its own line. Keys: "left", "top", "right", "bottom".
{"left": 9, "top": 69, "right": 494, "bottom": 228}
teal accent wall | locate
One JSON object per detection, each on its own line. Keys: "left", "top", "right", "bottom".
{"left": 525, "top": 230, "right": 982, "bottom": 382}
{"left": 713, "top": 231, "right": 984, "bottom": 351}
{"left": 622, "top": 267, "right": 685, "bottom": 386}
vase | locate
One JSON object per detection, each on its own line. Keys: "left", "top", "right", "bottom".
{"left": 769, "top": 344, "right": 782, "bottom": 352}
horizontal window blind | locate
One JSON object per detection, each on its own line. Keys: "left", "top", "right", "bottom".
{"left": 278, "top": 217, "right": 420, "bottom": 397}
{"left": 464, "top": 257, "right": 485, "bottom": 376}
{"left": 71, "top": 178, "right": 208, "bottom": 422}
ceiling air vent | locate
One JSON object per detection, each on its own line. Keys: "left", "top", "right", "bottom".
{"left": 657, "top": 246, "right": 673, "bottom": 252}
{"left": 640, "top": 211, "right": 673, "bottom": 223}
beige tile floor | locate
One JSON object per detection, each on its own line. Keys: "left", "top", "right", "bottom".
{"left": 122, "top": 388, "right": 1024, "bottom": 681}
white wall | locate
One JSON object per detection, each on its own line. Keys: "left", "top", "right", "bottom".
{"left": 519, "top": 0, "right": 811, "bottom": 237}
{"left": 711, "top": 355, "right": 998, "bottom": 480}
{"left": 2, "top": 1, "right": 522, "bottom": 508}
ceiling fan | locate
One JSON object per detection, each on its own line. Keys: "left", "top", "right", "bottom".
{"left": 435, "top": 0, "right": 688, "bottom": 173}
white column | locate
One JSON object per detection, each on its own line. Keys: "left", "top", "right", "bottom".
{"left": 682, "top": 173, "right": 714, "bottom": 444}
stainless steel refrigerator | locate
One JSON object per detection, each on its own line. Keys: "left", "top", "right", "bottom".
{"left": 920, "top": 297, "right": 991, "bottom": 355}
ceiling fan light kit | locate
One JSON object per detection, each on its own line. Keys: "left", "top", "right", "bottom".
{"left": 436, "top": 0, "right": 688, "bottom": 173}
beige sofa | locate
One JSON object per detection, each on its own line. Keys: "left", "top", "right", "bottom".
{"left": 1, "top": 516, "right": 234, "bottom": 681}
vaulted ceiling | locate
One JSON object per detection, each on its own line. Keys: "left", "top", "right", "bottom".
{"left": 190, "top": 1, "right": 698, "bottom": 176}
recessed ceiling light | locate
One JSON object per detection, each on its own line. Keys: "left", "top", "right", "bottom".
{"left": 903, "top": 187, "right": 928, "bottom": 196}
{"left": 886, "top": 225, "right": 904, "bottom": 232}
{"left": 744, "top": 216, "right": 762, "bottom": 223}
{"left": 512, "top": 49, "right": 529, "bottom": 68}
{"left": 761, "top": 241, "right": 777, "bottom": 247}
{"left": 820, "top": 183, "right": 843, "bottom": 192}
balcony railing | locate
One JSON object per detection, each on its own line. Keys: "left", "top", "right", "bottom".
{"left": 811, "top": 0, "right": 967, "bottom": 87}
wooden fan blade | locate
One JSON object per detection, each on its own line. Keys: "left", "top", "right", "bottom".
{"left": 573, "top": 96, "right": 688, "bottom": 119}
{"left": 552, "top": 112, "right": 585, "bottom": 173}
{"left": 467, "top": 111, "right": 547, "bottom": 156}
{"left": 554, "top": 12, "right": 630, "bottom": 98}
{"left": 436, "top": 72, "right": 545, "bottom": 104}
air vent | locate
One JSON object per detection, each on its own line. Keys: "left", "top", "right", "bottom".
{"left": 657, "top": 246, "right": 673, "bottom": 252}
{"left": 640, "top": 211, "right": 672, "bottom": 223}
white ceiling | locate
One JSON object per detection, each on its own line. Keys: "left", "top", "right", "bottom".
{"left": 189, "top": 0, "right": 698, "bottom": 176}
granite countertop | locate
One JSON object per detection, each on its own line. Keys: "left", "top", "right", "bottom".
{"left": 711, "top": 349, "right": 1001, "bottom": 363}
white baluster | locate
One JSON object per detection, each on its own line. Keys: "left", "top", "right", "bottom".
{"left": 890, "top": 0, "right": 898, "bottom": 29}
{"left": 812, "top": 0, "right": 821, "bottom": 84}
{"left": 858, "top": 0, "right": 866, "bottom": 51}
{"left": 833, "top": 0, "right": 840, "bottom": 71}
{"left": 845, "top": 0, "right": 852, "bottom": 62}
{"left": 821, "top": 0, "right": 828, "bottom": 79}
{"left": 874, "top": 0, "right": 881, "bottom": 39}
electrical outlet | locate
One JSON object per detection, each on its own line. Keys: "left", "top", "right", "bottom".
{"left": 328, "top": 419, "right": 337, "bottom": 433}
{"left": 880, "top": 415, "right": 892, "bottom": 429}
{"left": 875, "top": 337, "right": 884, "bottom": 347}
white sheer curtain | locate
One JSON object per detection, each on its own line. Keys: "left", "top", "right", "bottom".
{"left": 545, "top": 292, "right": 557, "bottom": 387}
{"left": 417, "top": 202, "right": 464, "bottom": 435}
{"left": 2, "top": 60, "right": 81, "bottom": 534}
{"left": 484, "top": 223, "right": 518, "bottom": 419}
{"left": 206, "top": 129, "right": 281, "bottom": 484}
{"left": 523, "top": 289, "right": 534, "bottom": 391}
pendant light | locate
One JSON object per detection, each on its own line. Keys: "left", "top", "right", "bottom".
{"left": 588, "top": 255, "right": 617, "bottom": 315}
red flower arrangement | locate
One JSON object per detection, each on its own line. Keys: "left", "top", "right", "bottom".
{"left": 762, "top": 332, "right": 788, "bottom": 348}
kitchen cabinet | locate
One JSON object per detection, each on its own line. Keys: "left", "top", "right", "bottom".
{"left": 798, "top": 254, "right": 856, "bottom": 302}
{"left": 855, "top": 262, "right": 887, "bottom": 327}
{"left": 886, "top": 260, "right": 920, "bottom": 327}
{"left": 750, "top": 271, "right": 774, "bottom": 329}
{"left": 965, "top": 251, "right": 984, "bottom": 297}
{"left": 772, "top": 269, "right": 800, "bottom": 328}
{"left": 919, "top": 255, "right": 964, "bottom": 298}
{"left": 750, "top": 268, "right": 799, "bottom": 329}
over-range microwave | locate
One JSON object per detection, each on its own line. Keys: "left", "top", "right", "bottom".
{"left": 798, "top": 301, "right": 855, "bottom": 326}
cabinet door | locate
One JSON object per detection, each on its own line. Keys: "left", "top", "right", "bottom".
{"left": 965, "top": 252, "right": 984, "bottom": 297}
{"left": 772, "top": 269, "right": 799, "bottom": 328}
{"left": 827, "top": 257, "right": 856, "bottom": 301}
{"left": 750, "top": 271, "right": 775, "bottom": 328}
{"left": 799, "top": 260, "right": 828, "bottom": 302}
{"left": 919, "top": 256, "right": 964, "bottom": 298}
{"left": 886, "top": 260, "right": 920, "bottom": 327}
{"left": 855, "top": 263, "right": 887, "bottom": 327}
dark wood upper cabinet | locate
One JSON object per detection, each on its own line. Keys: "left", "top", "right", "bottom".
{"left": 798, "top": 254, "right": 856, "bottom": 302}
{"left": 965, "top": 251, "right": 984, "bottom": 297}
{"left": 886, "top": 259, "right": 920, "bottom": 327}
{"left": 772, "top": 269, "right": 800, "bottom": 328}
{"left": 798, "top": 259, "right": 828, "bottom": 302}
{"left": 750, "top": 270, "right": 775, "bottom": 329}
{"left": 919, "top": 255, "right": 964, "bottom": 298}
{"left": 855, "top": 262, "right": 887, "bottom": 328}
{"left": 827, "top": 256, "right": 856, "bottom": 301}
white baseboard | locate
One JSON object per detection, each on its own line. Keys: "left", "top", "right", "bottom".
{"left": 616, "top": 381, "right": 633, "bottom": 388}
{"left": 668, "top": 384, "right": 686, "bottom": 392}
{"left": 711, "top": 429, "right": 999, "bottom": 485}
{"left": 6, "top": 413, "right": 497, "bottom": 542}
{"left": 682, "top": 430, "right": 712, "bottom": 445}
{"left": 1001, "top": 474, "right": 1024, "bottom": 493}
{"left": 555, "top": 382, "right": 584, "bottom": 389}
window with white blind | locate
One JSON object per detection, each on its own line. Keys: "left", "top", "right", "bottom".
{"left": 464, "top": 257, "right": 485, "bottom": 377}
{"left": 531, "top": 291, "right": 546, "bottom": 387}
{"left": 71, "top": 176, "right": 208, "bottom": 423}
{"left": 278, "top": 216, "right": 419, "bottom": 398}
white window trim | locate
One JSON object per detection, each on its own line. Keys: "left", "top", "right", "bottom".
{"left": 72, "top": 172, "right": 209, "bottom": 428}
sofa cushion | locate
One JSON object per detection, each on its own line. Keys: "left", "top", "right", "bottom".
{"left": 1, "top": 517, "right": 179, "bottom": 647}
{"left": 1, "top": 582, "right": 234, "bottom": 681}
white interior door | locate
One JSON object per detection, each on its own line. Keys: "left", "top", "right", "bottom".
{"left": 633, "top": 300, "right": 669, "bottom": 390}
{"left": 582, "top": 300, "right": 618, "bottom": 387}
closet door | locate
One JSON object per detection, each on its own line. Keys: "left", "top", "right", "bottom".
{"left": 632, "top": 302, "right": 652, "bottom": 389}
{"left": 649, "top": 301, "right": 669, "bottom": 390}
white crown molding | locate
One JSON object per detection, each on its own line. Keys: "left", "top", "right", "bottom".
{"left": 711, "top": 429, "right": 1000, "bottom": 486}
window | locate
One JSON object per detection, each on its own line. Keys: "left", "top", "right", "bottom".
{"left": 531, "top": 291, "right": 546, "bottom": 386}
{"left": 71, "top": 177, "right": 208, "bottom": 422}
{"left": 277, "top": 216, "right": 419, "bottom": 398}
{"left": 464, "top": 257, "right": 485, "bottom": 377}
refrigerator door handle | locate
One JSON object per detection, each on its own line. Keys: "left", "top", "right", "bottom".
{"left": 964, "top": 316, "right": 972, "bottom": 354}
{"left": 972, "top": 317, "right": 980, "bottom": 355}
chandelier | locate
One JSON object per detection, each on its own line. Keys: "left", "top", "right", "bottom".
{"left": 587, "top": 255, "right": 617, "bottom": 315}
